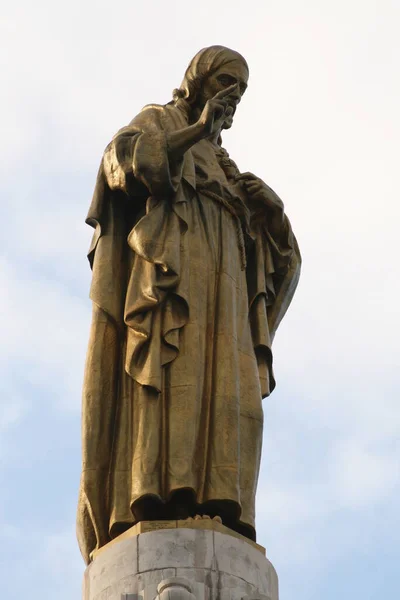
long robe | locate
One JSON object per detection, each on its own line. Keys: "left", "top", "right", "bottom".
{"left": 77, "top": 102, "right": 301, "bottom": 564}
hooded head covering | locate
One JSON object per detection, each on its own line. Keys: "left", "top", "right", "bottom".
{"left": 172, "top": 45, "right": 249, "bottom": 108}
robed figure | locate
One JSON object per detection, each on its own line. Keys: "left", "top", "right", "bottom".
{"left": 77, "top": 46, "right": 301, "bottom": 564}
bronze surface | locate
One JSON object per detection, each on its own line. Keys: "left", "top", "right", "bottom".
{"left": 77, "top": 45, "right": 301, "bottom": 564}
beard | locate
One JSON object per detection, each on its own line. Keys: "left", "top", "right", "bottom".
{"left": 222, "top": 114, "right": 234, "bottom": 129}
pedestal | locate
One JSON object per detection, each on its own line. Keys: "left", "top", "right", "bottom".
{"left": 83, "top": 521, "right": 279, "bottom": 600}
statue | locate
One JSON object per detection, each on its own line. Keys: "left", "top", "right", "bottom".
{"left": 77, "top": 45, "right": 301, "bottom": 565}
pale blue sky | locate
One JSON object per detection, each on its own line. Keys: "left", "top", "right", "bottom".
{"left": 1, "top": 1, "right": 399, "bottom": 599}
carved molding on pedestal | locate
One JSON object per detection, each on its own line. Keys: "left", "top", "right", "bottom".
{"left": 121, "top": 584, "right": 271, "bottom": 600}
{"left": 121, "top": 578, "right": 197, "bottom": 600}
{"left": 157, "top": 578, "right": 197, "bottom": 600}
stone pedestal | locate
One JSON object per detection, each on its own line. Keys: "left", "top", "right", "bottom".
{"left": 83, "top": 521, "right": 279, "bottom": 600}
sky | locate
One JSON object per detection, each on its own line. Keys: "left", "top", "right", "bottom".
{"left": 1, "top": 1, "right": 399, "bottom": 599}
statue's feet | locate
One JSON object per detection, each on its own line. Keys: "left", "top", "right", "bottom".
{"left": 212, "top": 515, "right": 222, "bottom": 523}
{"left": 193, "top": 514, "right": 222, "bottom": 523}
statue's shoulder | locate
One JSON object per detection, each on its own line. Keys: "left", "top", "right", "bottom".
{"left": 129, "top": 103, "right": 187, "bottom": 131}
{"left": 140, "top": 103, "right": 167, "bottom": 111}
{"left": 125, "top": 104, "right": 163, "bottom": 129}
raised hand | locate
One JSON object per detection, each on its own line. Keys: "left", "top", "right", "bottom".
{"left": 197, "top": 84, "right": 238, "bottom": 137}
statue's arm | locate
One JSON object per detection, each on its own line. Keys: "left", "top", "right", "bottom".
{"left": 103, "top": 106, "right": 205, "bottom": 197}
{"left": 166, "top": 122, "right": 204, "bottom": 159}
{"left": 236, "top": 171, "right": 299, "bottom": 286}
{"left": 245, "top": 175, "right": 301, "bottom": 342}
{"left": 236, "top": 172, "right": 286, "bottom": 239}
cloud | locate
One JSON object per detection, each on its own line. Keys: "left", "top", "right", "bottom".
{"left": 329, "top": 439, "right": 399, "bottom": 509}
{"left": 0, "top": 521, "right": 83, "bottom": 600}
{"left": 0, "top": 256, "right": 90, "bottom": 412}
{"left": 0, "top": 393, "right": 25, "bottom": 430}
{"left": 41, "top": 526, "right": 84, "bottom": 587}
{"left": 255, "top": 391, "right": 400, "bottom": 577}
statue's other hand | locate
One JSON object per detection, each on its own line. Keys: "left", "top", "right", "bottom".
{"left": 236, "top": 172, "right": 284, "bottom": 215}
{"left": 197, "top": 84, "right": 238, "bottom": 136}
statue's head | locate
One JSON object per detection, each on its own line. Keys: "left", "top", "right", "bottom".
{"left": 173, "top": 45, "right": 249, "bottom": 129}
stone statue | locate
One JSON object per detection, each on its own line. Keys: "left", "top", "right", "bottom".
{"left": 77, "top": 45, "right": 301, "bottom": 565}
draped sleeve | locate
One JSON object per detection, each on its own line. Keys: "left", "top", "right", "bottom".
{"left": 87, "top": 105, "right": 197, "bottom": 394}
{"left": 247, "top": 191, "right": 301, "bottom": 397}
{"left": 103, "top": 105, "right": 195, "bottom": 197}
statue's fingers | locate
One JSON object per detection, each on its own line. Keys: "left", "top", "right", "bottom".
{"left": 236, "top": 172, "right": 258, "bottom": 181}
{"left": 244, "top": 179, "right": 261, "bottom": 189}
{"left": 214, "top": 83, "right": 238, "bottom": 100}
{"left": 210, "top": 100, "right": 227, "bottom": 120}
{"left": 246, "top": 184, "right": 261, "bottom": 194}
{"left": 210, "top": 99, "right": 228, "bottom": 115}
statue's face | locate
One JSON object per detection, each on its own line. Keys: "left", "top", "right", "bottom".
{"left": 199, "top": 61, "right": 249, "bottom": 129}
